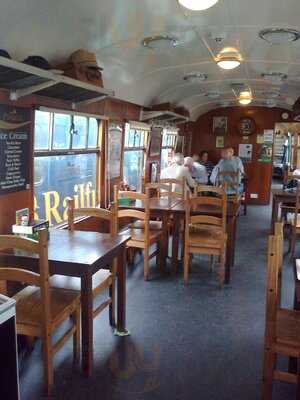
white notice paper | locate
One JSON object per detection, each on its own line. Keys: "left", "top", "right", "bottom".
{"left": 238, "top": 144, "right": 253, "bottom": 162}
{"left": 263, "top": 129, "right": 274, "bottom": 143}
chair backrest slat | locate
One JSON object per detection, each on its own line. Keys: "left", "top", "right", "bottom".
{"left": 0, "top": 268, "right": 40, "bottom": 286}
{"left": 190, "top": 215, "right": 222, "bottom": 227}
{"left": 67, "top": 198, "right": 115, "bottom": 235}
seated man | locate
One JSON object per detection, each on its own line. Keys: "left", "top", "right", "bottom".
{"left": 160, "top": 153, "right": 196, "bottom": 193}
{"left": 187, "top": 156, "right": 208, "bottom": 184}
{"left": 210, "top": 147, "right": 244, "bottom": 194}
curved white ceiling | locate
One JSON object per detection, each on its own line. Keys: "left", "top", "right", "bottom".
{"left": 1, "top": 0, "right": 300, "bottom": 119}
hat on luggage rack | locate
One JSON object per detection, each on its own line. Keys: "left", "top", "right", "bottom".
{"left": 70, "top": 49, "right": 103, "bottom": 70}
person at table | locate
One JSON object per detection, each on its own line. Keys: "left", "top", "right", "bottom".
{"left": 197, "top": 151, "right": 215, "bottom": 177}
{"left": 210, "top": 147, "right": 244, "bottom": 193}
{"left": 186, "top": 156, "right": 208, "bottom": 184}
{"left": 160, "top": 153, "right": 196, "bottom": 193}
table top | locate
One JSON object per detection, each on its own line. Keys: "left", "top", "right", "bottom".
{"left": 272, "top": 188, "right": 297, "bottom": 200}
{"left": 119, "top": 197, "right": 182, "bottom": 212}
{"left": 0, "top": 230, "right": 131, "bottom": 277}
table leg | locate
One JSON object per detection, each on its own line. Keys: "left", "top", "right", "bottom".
{"left": 225, "top": 214, "right": 237, "bottom": 284}
{"left": 161, "top": 214, "right": 169, "bottom": 271}
{"left": 271, "top": 197, "right": 279, "bottom": 234}
{"left": 115, "top": 245, "right": 130, "bottom": 337}
{"left": 81, "top": 273, "right": 93, "bottom": 377}
{"left": 171, "top": 214, "right": 181, "bottom": 274}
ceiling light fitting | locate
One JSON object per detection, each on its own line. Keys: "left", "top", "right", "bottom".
{"left": 238, "top": 91, "right": 252, "bottom": 105}
{"left": 178, "top": 0, "right": 219, "bottom": 11}
{"left": 142, "top": 35, "right": 179, "bottom": 50}
{"left": 183, "top": 72, "right": 208, "bottom": 82}
{"left": 259, "top": 28, "right": 300, "bottom": 44}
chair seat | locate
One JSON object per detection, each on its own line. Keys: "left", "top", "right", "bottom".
{"left": 13, "top": 286, "right": 80, "bottom": 328}
{"left": 50, "top": 269, "right": 112, "bottom": 294}
{"left": 131, "top": 220, "right": 163, "bottom": 230}
{"left": 189, "top": 225, "right": 226, "bottom": 249}
{"left": 276, "top": 309, "right": 300, "bottom": 350}
{"left": 122, "top": 228, "right": 162, "bottom": 243}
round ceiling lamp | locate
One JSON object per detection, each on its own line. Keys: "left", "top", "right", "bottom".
{"left": 178, "top": 0, "right": 219, "bottom": 11}
{"left": 216, "top": 55, "right": 241, "bottom": 70}
{"left": 238, "top": 91, "right": 252, "bottom": 105}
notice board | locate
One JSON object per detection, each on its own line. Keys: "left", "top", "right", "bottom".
{"left": 0, "top": 105, "right": 31, "bottom": 195}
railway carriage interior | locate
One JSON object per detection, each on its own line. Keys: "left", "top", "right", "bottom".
{"left": 2, "top": 1, "right": 300, "bottom": 399}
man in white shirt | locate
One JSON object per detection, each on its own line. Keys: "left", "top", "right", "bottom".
{"left": 160, "top": 153, "right": 196, "bottom": 193}
{"left": 210, "top": 147, "right": 244, "bottom": 193}
{"left": 188, "top": 156, "right": 208, "bottom": 184}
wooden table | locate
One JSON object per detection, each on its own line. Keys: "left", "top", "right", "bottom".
{"left": 120, "top": 198, "right": 240, "bottom": 283}
{"left": 0, "top": 229, "right": 130, "bottom": 377}
{"left": 271, "top": 188, "right": 296, "bottom": 233}
{"left": 170, "top": 200, "right": 240, "bottom": 284}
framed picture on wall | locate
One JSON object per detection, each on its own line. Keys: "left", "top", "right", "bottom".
{"left": 107, "top": 123, "right": 123, "bottom": 179}
{"left": 148, "top": 128, "right": 162, "bottom": 157}
{"left": 213, "top": 116, "right": 227, "bottom": 135}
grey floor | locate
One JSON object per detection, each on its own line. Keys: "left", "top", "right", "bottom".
{"left": 19, "top": 201, "right": 297, "bottom": 400}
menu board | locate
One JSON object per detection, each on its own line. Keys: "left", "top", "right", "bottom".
{"left": 0, "top": 106, "right": 31, "bottom": 195}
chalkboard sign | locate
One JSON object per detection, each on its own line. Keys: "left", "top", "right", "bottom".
{"left": 0, "top": 106, "right": 31, "bottom": 195}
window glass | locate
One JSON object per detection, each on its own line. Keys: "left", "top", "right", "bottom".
{"left": 88, "top": 118, "right": 99, "bottom": 148}
{"left": 52, "top": 113, "right": 71, "bottom": 149}
{"left": 128, "top": 129, "right": 135, "bottom": 147}
{"left": 34, "top": 153, "right": 97, "bottom": 226}
{"left": 72, "top": 116, "right": 87, "bottom": 149}
{"left": 123, "top": 150, "right": 144, "bottom": 191}
{"left": 161, "top": 148, "right": 174, "bottom": 170}
{"left": 34, "top": 110, "right": 50, "bottom": 150}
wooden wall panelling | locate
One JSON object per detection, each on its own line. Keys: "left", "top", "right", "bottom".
{"left": 191, "top": 106, "right": 294, "bottom": 205}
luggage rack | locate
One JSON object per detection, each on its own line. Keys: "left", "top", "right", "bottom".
{"left": 0, "top": 56, "right": 114, "bottom": 108}
{"left": 140, "top": 109, "right": 189, "bottom": 125}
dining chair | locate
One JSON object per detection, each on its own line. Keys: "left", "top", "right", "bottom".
{"left": 183, "top": 186, "right": 227, "bottom": 286}
{"left": 261, "top": 222, "right": 300, "bottom": 399}
{"left": 217, "top": 171, "right": 242, "bottom": 201}
{"left": 50, "top": 198, "right": 117, "bottom": 326}
{"left": 157, "top": 177, "right": 187, "bottom": 200}
{"left": 286, "top": 181, "right": 300, "bottom": 258}
{"left": 0, "top": 229, "right": 81, "bottom": 395}
{"left": 113, "top": 186, "right": 163, "bottom": 280}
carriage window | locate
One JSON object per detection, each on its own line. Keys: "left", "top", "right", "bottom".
{"left": 123, "top": 124, "right": 148, "bottom": 191}
{"left": 34, "top": 110, "right": 101, "bottom": 226}
{"left": 161, "top": 130, "right": 177, "bottom": 170}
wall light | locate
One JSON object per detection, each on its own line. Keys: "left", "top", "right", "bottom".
{"left": 178, "top": 0, "right": 219, "bottom": 11}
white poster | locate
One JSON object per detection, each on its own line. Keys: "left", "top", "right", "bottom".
{"left": 238, "top": 144, "right": 253, "bottom": 162}
{"left": 263, "top": 129, "right": 274, "bottom": 143}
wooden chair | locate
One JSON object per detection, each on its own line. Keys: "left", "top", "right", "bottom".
{"left": 217, "top": 171, "right": 242, "bottom": 201}
{"left": 286, "top": 181, "right": 300, "bottom": 258}
{"left": 114, "top": 186, "right": 163, "bottom": 280}
{"left": 0, "top": 229, "right": 80, "bottom": 395}
{"left": 183, "top": 186, "right": 227, "bottom": 286}
{"left": 158, "top": 177, "right": 187, "bottom": 199}
{"left": 261, "top": 222, "right": 300, "bottom": 398}
{"left": 50, "top": 198, "right": 116, "bottom": 325}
